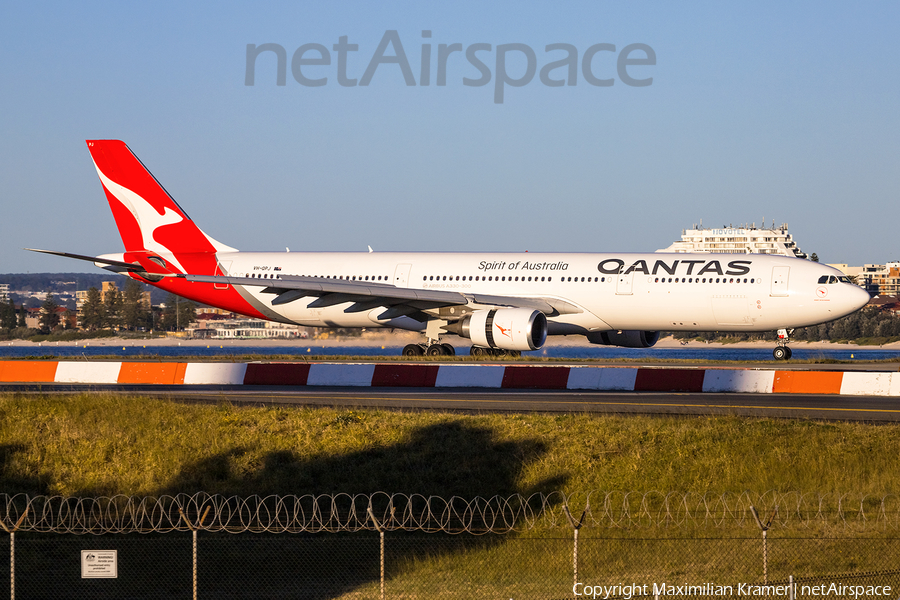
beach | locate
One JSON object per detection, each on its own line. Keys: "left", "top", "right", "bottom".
{"left": 3, "top": 332, "right": 899, "bottom": 350}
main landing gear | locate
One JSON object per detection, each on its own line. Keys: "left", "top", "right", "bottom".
{"left": 402, "top": 343, "right": 456, "bottom": 357}
{"left": 400, "top": 319, "right": 521, "bottom": 358}
{"left": 773, "top": 328, "right": 793, "bottom": 360}
{"left": 400, "top": 343, "right": 520, "bottom": 358}
{"left": 402, "top": 319, "right": 457, "bottom": 356}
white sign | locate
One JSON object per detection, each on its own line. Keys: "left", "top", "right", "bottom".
{"left": 81, "top": 550, "right": 118, "bottom": 578}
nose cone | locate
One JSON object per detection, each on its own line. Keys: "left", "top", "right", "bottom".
{"left": 844, "top": 284, "right": 871, "bottom": 315}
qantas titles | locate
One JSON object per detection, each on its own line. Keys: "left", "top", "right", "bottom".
{"left": 597, "top": 258, "right": 753, "bottom": 277}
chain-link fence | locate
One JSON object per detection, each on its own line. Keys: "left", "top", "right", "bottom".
{"left": 4, "top": 492, "right": 900, "bottom": 599}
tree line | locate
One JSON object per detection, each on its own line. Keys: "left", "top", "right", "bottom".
{"left": 0, "top": 279, "right": 197, "bottom": 339}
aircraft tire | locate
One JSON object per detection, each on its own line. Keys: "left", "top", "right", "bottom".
{"left": 403, "top": 344, "right": 425, "bottom": 357}
{"left": 773, "top": 347, "right": 788, "bottom": 360}
{"left": 425, "top": 344, "right": 446, "bottom": 357}
{"left": 441, "top": 343, "right": 455, "bottom": 356}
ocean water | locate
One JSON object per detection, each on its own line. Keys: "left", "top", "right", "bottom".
{"left": 1, "top": 343, "right": 898, "bottom": 362}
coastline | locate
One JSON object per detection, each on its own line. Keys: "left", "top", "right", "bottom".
{"left": 3, "top": 333, "right": 899, "bottom": 350}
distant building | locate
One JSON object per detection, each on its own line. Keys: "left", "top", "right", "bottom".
{"left": 25, "top": 305, "right": 74, "bottom": 330}
{"left": 657, "top": 223, "right": 807, "bottom": 258}
{"left": 0, "top": 283, "right": 9, "bottom": 304}
{"left": 827, "top": 264, "right": 866, "bottom": 280}
{"left": 860, "top": 263, "right": 900, "bottom": 297}
{"left": 75, "top": 281, "right": 151, "bottom": 324}
{"left": 828, "top": 262, "right": 900, "bottom": 297}
{"left": 185, "top": 316, "right": 308, "bottom": 339}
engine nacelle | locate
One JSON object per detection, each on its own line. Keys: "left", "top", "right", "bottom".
{"left": 587, "top": 330, "right": 660, "bottom": 348}
{"left": 455, "top": 308, "right": 548, "bottom": 351}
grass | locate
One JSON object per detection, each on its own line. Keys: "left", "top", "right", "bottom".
{"left": 2, "top": 393, "right": 900, "bottom": 499}
{"left": 3, "top": 394, "right": 900, "bottom": 593}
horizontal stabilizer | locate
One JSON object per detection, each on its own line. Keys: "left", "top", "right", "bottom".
{"left": 25, "top": 248, "right": 145, "bottom": 273}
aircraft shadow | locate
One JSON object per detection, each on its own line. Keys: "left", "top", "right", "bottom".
{"left": 2, "top": 422, "right": 566, "bottom": 598}
{"left": 159, "top": 420, "right": 566, "bottom": 599}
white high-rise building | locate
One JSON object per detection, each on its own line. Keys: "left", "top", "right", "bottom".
{"left": 657, "top": 222, "right": 807, "bottom": 258}
{"left": 0, "top": 283, "right": 9, "bottom": 304}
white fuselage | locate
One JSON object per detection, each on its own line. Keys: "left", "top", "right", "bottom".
{"left": 205, "top": 251, "right": 869, "bottom": 337}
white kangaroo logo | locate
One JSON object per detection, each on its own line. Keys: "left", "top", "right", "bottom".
{"left": 94, "top": 165, "right": 187, "bottom": 273}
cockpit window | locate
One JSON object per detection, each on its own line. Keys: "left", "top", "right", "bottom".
{"left": 838, "top": 276, "right": 852, "bottom": 284}
{"left": 818, "top": 275, "right": 842, "bottom": 284}
{"left": 818, "top": 275, "right": 829, "bottom": 284}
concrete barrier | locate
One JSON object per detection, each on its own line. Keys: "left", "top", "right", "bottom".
{"left": 0, "top": 360, "right": 897, "bottom": 396}
{"left": 55, "top": 361, "right": 122, "bottom": 384}
{"left": 703, "top": 369, "right": 775, "bottom": 394}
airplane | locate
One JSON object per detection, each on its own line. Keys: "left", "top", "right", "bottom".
{"left": 28, "top": 140, "right": 870, "bottom": 360}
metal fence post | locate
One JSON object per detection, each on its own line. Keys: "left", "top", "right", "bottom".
{"left": 564, "top": 504, "right": 588, "bottom": 591}
{"left": 179, "top": 506, "right": 210, "bottom": 600}
{"left": 367, "top": 507, "right": 385, "bottom": 600}
{"left": 750, "top": 505, "right": 776, "bottom": 585}
{"left": 1, "top": 506, "right": 28, "bottom": 600}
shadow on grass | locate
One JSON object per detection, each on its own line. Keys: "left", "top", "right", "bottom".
{"left": 0, "top": 443, "right": 48, "bottom": 495}
{"left": 5, "top": 421, "right": 566, "bottom": 598}
{"left": 155, "top": 420, "right": 566, "bottom": 599}
{"left": 162, "top": 419, "right": 561, "bottom": 497}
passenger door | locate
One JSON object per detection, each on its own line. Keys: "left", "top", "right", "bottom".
{"left": 616, "top": 271, "right": 634, "bottom": 295}
{"left": 771, "top": 266, "right": 790, "bottom": 296}
{"left": 393, "top": 263, "right": 412, "bottom": 288}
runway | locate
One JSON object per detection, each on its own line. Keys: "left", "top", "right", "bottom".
{"left": 3, "top": 384, "right": 899, "bottom": 422}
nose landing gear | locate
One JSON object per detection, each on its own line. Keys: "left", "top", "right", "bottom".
{"left": 773, "top": 328, "right": 793, "bottom": 360}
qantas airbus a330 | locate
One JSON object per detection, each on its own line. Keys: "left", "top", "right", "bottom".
{"left": 29, "top": 140, "right": 870, "bottom": 360}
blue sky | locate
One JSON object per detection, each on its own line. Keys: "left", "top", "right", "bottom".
{"left": 1, "top": 1, "right": 897, "bottom": 273}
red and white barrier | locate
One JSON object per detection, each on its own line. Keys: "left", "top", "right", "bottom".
{"left": 0, "top": 360, "right": 898, "bottom": 396}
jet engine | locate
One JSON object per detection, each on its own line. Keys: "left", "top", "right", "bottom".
{"left": 448, "top": 308, "right": 548, "bottom": 351}
{"left": 587, "top": 330, "right": 660, "bottom": 348}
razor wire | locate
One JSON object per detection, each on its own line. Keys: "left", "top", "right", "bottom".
{"left": 1, "top": 491, "right": 899, "bottom": 535}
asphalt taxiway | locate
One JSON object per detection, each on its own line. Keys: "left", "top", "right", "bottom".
{"left": 3, "top": 384, "right": 899, "bottom": 422}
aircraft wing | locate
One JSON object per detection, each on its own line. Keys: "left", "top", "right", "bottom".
{"left": 178, "top": 273, "right": 581, "bottom": 319}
